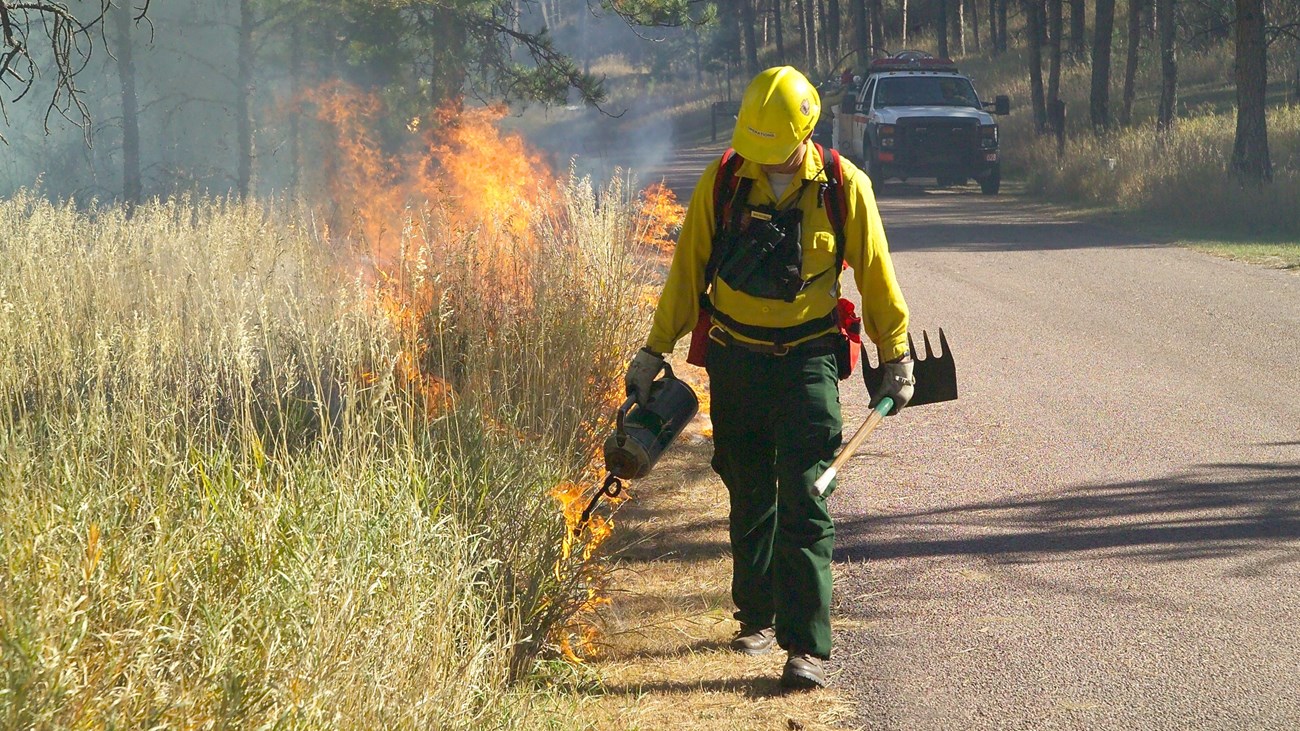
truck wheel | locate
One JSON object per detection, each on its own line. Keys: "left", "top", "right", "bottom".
{"left": 980, "top": 164, "right": 1002, "bottom": 195}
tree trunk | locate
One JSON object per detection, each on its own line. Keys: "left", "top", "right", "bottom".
{"left": 774, "top": 0, "right": 787, "bottom": 63}
{"left": 958, "top": 0, "right": 967, "bottom": 54}
{"left": 1047, "top": 0, "right": 1063, "bottom": 106}
{"left": 828, "top": 0, "right": 842, "bottom": 66}
{"left": 1293, "top": 45, "right": 1300, "bottom": 103}
{"left": 236, "top": 0, "right": 254, "bottom": 200}
{"left": 807, "top": 0, "right": 820, "bottom": 73}
{"left": 1070, "top": 0, "right": 1086, "bottom": 56}
{"left": 938, "top": 0, "right": 949, "bottom": 57}
{"left": 870, "top": 0, "right": 884, "bottom": 53}
{"left": 580, "top": 0, "right": 591, "bottom": 74}
{"left": 741, "top": 0, "right": 760, "bottom": 75}
{"left": 1156, "top": 0, "right": 1176, "bottom": 134}
{"left": 997, "top": 0, "right": 1008, "bottom": 52}
{"left": 1230, "top": 0, "right": 1271, "bottom": 180}
{"left": 989, "top": 0, "right": 999, "bottom": 52}
{"left": 112, "top": 2, "right": 141, "bottom": 210}
{"left": 1120, "top": 0, "right": 1142, "bottom": 125}
{"left": 1089, "top": 0, "right": 1114, "bottom": 131}
{"left": 820, "top": 0, "right": 835, "bottom": 71}
{"left": 797, "top": 0, "right": 815, "bottom": 73}
{"left": 1025, "top": 0, "right": 1048, "bottom": 133}
{"left": 694, "top": 27, "right": 704, "bottom": 84}
{"left": 971, "top": 0, "right": 981, "bottom": 52}
{"left": 851, "top": 0, "right": 868, "bottom": 58}
{"left": 902, "top": 0, "right": 909, "bottom": 46}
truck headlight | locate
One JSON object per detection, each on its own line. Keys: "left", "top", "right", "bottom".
{"left": 980, "top": 125, "right": 998, "bottom": 149}
{"left": 878, "top": 125, "right": 896, "bottom": 148}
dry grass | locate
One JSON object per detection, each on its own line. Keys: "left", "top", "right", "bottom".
{"left": 554, "top": 360, "right": 855, "bottom": 731}
{"left": 1010, "top": 105, "right": 1300, "bottom": 236}
{"left": 0, "top": 174, "right": 653, "bottom": 729}
{"left": 959, "top": 42, "right": 1300, "bottom": 237}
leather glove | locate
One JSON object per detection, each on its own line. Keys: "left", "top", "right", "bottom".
{"left": 869, "top": 357, "right": 915, "bottom": 416}
{"left": 624, "top": 348, "right": 665, "bottom": 405}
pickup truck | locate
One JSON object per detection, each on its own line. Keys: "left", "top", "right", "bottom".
{"left": 831, "top": 52, "right": 1010, "bottom": 194}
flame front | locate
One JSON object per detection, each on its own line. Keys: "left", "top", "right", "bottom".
{"left": 635, "top": 182, "right": 685, "bottom": 252}
{"left": 304, "top": 84, "right": 651, "bottom": 664}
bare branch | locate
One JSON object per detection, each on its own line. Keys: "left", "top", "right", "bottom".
{"left": 0, "top": 0, "right": 150, "bottom": 142}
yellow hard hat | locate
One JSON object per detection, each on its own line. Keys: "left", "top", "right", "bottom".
{"left": 731, "top": 67, "right": 821, "bottom": 165}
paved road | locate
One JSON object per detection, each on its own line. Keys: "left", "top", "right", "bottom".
{"left": 647, "top": 144, "right": 1300, "bottom": 730}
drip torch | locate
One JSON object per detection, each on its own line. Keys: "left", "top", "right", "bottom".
{"left": 578, "top": 362, "right": 699, "bottom": 531}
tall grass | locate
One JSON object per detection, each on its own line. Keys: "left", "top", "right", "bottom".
{"left": 960, "top": 43, "right": 1300, "bottom": 236}
{"left": 1014, "top": 105, "right": 1300, "bottom": 234}
{"left": 0, "top": 173, "right": 651, "bottom": 728}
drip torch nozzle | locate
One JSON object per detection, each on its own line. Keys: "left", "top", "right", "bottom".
{"left": 576, "top": 474, "right": 624, "bottom": 534}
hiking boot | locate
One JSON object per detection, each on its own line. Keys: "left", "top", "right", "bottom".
{"left": 780, "top": 652, "right": 827, "bottom": 690}
{"left": 729, "top": 624, "right": 776, "bottom": 655}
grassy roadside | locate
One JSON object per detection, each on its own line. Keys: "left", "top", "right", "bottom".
{"left": 547, "top": 359, "right": 855, "bottom": 730}
{"left": 1188, "top": 240, "right": 1300, "bottom": 270}
{"left": 1101, "top": 211, "right": 1300, "bottom": 270}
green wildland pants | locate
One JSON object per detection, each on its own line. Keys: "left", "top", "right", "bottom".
{"left": 706, "top": 341, "right": 843, "bottom": 659}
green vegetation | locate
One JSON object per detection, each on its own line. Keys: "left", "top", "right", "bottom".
{"left": 0, "top": 179, "right": 651, "bottom": 728}
{"left": 1187, "top": 240, "right": 1300, "bottom": 269}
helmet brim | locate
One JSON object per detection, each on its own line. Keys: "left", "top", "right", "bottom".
{"left": 730, "top": 132, "right": 803, "bottom": 166}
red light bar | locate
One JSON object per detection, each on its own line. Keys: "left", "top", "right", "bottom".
{"left": 867, "top": 57, "right": 959, "bottom": 74}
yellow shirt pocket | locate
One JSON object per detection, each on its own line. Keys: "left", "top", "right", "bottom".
{"left": 802, "top": 231, "right": 837, "bottom": 280}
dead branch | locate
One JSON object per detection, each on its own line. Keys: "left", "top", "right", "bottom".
{"left": 0, "top": 1, "right": 149, "bottom": 140}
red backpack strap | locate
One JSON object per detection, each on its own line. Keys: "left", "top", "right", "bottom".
{"left": 711, "top": 148, "right": 748, "bottom": 235}
{"left": 814, "top": 143, "right": 850, "bottom": 276}
{"left": 704, "top": 149, "right": 752, "bottom": 301}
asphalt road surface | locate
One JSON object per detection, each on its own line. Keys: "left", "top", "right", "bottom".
{"left": 649, "top": 145, "right": 1300, "bottom": 730}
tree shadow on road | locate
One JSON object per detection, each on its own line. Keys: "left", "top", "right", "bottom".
{"left": 835, "top": 459, "right": 1300, "bottom": 570}
{"left": 873, "top": 187, "right": 1159, "bottom": 253}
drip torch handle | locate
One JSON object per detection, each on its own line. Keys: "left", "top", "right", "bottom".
{"left": 615, "top": 396, "right": 635, "bottom": 447}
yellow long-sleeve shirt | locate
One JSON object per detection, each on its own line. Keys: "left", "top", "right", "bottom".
{"left": 646, "top": 144, "right": 910, "bottom": 362}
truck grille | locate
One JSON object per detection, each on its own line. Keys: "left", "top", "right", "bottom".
{"left": 897, "top": 117, "right": 978, "bottom": 167}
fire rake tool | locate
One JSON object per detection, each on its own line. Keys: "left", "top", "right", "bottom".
{"left": 577, "top": 363, "right": 699, "bottom": 531}
{"left": 814, "top": 329, "right": 959, "bottom": 496}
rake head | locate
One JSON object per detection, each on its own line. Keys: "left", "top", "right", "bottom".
{"left": 863, "top": 329, "right": 959, "bottom": 408}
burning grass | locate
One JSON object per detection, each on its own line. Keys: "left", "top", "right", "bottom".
{"left": 0, "top": 90, "right": 660, "bottom": 725}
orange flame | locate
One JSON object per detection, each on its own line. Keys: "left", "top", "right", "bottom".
{"left": 304, "top": 82, "right": 625, "bottom": 664}
{"left": 635, "top": 182, "right": 685, "bottom": 252}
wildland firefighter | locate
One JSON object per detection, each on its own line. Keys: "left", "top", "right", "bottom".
{"left": 624, "top": 66, "right": 915, "bottom": 690}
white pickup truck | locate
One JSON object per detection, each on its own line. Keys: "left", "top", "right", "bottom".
{"left": 832, "top": 52, "right": 1010, "bottom": 194}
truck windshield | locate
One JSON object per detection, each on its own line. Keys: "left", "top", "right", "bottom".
{"left": 875, "top": 77, "right": 980, "bottom": 108}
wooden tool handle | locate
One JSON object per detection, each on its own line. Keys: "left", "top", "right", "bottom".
{"left": 813, "top": 397, "right": 893, "bottom": 496}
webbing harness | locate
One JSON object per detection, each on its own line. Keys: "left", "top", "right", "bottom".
{"left": 700, "top": 143, "right": 851, "bottom": 348}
